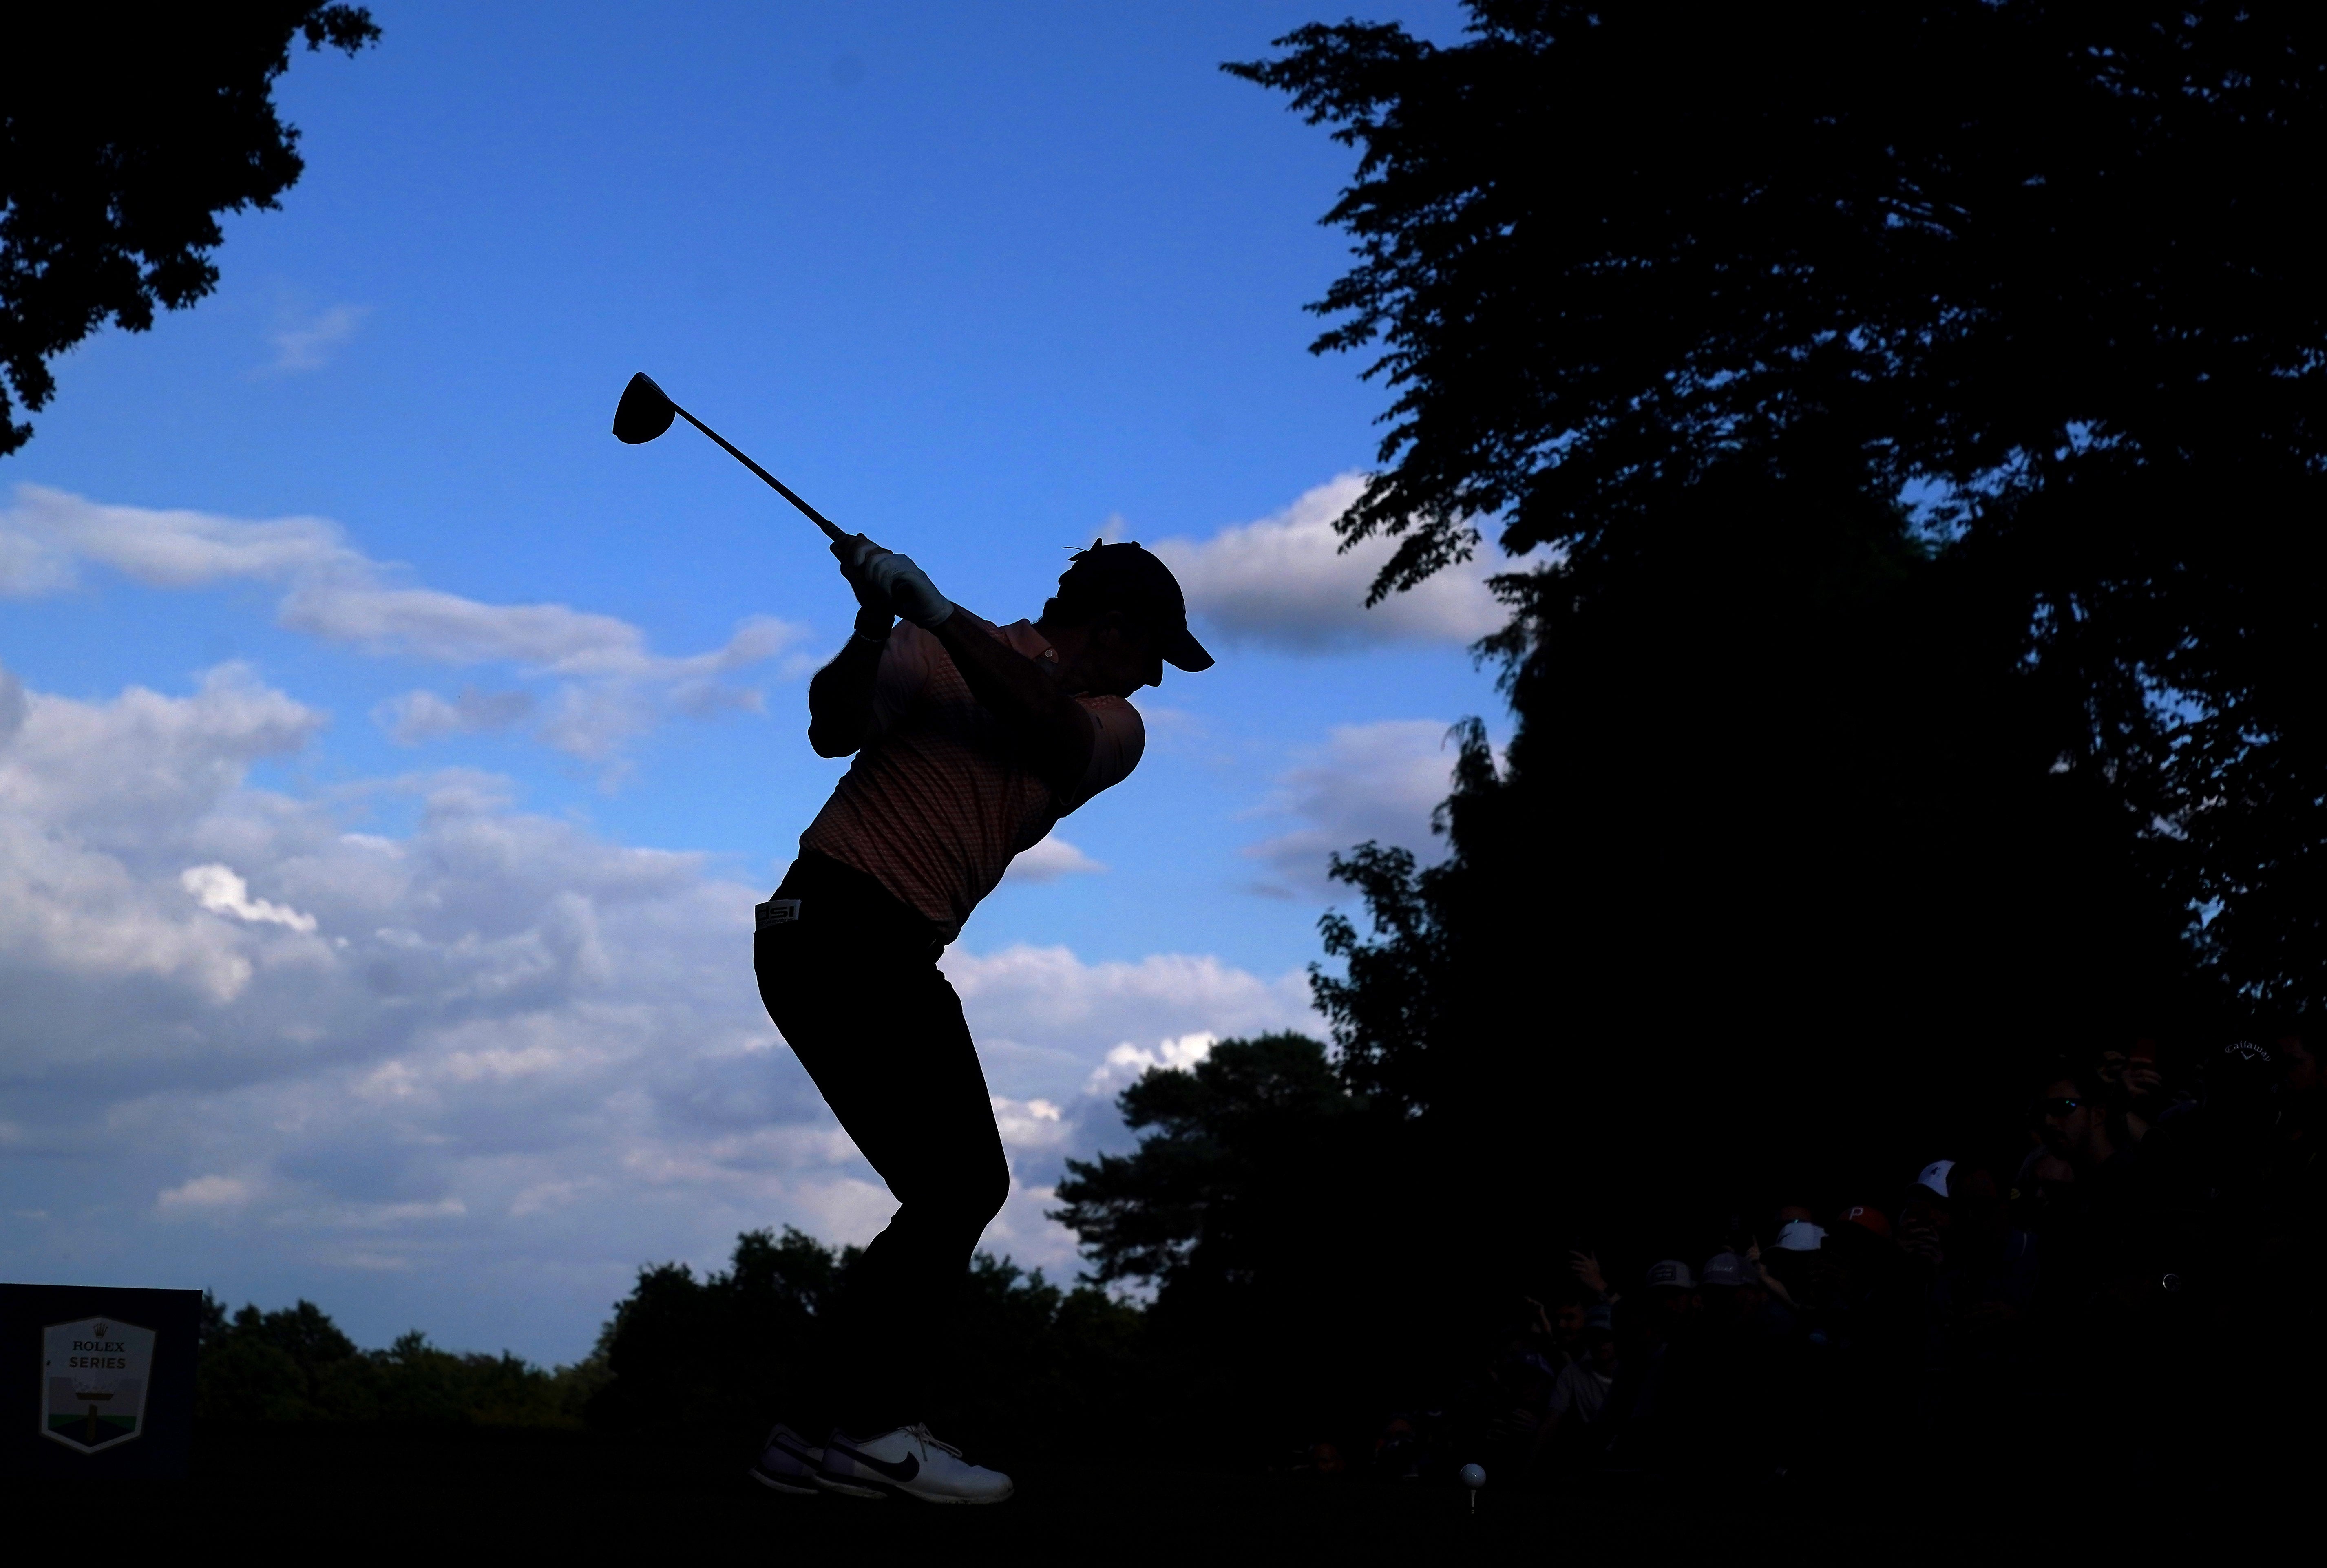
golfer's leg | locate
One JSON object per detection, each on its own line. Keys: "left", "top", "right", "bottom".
{"left": 754, "top": 911, "right": 893, "bottom": 1429}
{"left": 755, "top": 921, "right": 1006, "bottom": 1431}
{"left": 819, "top": 960, "right": 1006, "bottom": 1430}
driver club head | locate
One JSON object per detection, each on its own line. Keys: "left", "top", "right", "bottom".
{"left": 612, "top": 371, "right": 678, "bottom": 444}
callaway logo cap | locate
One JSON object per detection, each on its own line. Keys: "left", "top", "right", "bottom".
{"left": 1056, "top": 541, "right": 1214, "bottom": 672}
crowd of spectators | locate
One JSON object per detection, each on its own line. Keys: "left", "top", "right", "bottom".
{"left": 1437, "top": 1029, "right": 2324, "bottom": 1494}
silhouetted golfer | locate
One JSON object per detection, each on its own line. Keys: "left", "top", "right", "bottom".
{"left": 747, "top": 534, "right": 1211, "bottom": 1503}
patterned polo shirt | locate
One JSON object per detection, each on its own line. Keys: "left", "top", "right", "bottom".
{"left": 798, "top": 615, "right": 1143, "bottom": 940}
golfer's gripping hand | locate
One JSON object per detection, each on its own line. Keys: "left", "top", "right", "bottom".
{"left": 833, "top": 534, "right": 954, "bottom": 629}
{"left": 832, "top": 534, "right": 890, "bottom": 612}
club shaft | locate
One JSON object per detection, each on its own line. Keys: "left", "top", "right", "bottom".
{"left": 672, "top": 404, "right": 845, "bottom": 541}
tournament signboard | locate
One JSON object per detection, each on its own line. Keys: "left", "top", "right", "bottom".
{"left": 42, "top": 1316, "right": 155, "bottom": 1453}
{"left": 0, "top": 1284, "right": 196, "bottom": 1478}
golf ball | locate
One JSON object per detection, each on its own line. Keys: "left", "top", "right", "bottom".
{"left": 1458, "top": 1463, "right": 1486, "bottom": 1489}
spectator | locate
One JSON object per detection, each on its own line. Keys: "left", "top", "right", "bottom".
{"left": 2111, "top": 1039, "right": 2173, "bottom": 1146}
{"left": 1759, "top": 1208, "right": 1822, "bottom": 1308}
{"left": 1485, "top": 1298, "right": 1565, "bottom": 1449}
{"left": 1529, "top": 1307, "right": 1620, "bottom": 1473}
{"left": 1732, "top": 1249, "right": 1795, "bottom": 1337}
{"left": 1537, "top": 1294, "right": 1589, "bottom": 1370}
{"left": 2271, "top": 1029, "right": 2321, "bottom": 1173}
{"left": 1569, "top": 1249, "right": 1619, "bottom": 1308}
{"left": 1423, "top": 1027, "right": 2322, "bottom": 1501}
{"left": 2042, "top": 1067, "right": 2122, "bottom": 1179}
{"left": 1699, "top": 1251, "right": 1748, "bottom": 1294}
{"left": 1937, "top": 1164, "right": 2038, "bottom": 1334}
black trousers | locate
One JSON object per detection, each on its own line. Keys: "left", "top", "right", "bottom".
{"left": 753, "top": 851, "right": 1009, "bottom": 1433}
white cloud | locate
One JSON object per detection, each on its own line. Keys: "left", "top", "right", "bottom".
{"left": 990, "top": 1095, "right": 1070, "bottom": 1149}
{"left": 1083, "top": 1031, "right": 1217, "bottom": 1097}
{"left": 1002, "top": 833, "right": 1107, "bottom": 884}
{"left": 0, "top": 663, "right": 325, "bottom": 1003}
{"left": 0, "top": 656, "right": 1318, "bottom": 1358}
{"left": 281, "top": 583, "right": 788, "bottom": 680}
{"left": 942, "top": 945, "right": 1313, "bottom": 1080}
{"left": 269, "top": 303, "right": 369, "bottom": 373}
{"left": 376, "top": 687, "right": 536, "bottom": 746}
{"left": 0, "top": 485, "right": 803, "bottom": 766}
{"left": 182, "top": 864, "right": 320, "bottom": 933}
{"left": 272, "top": 1197, "right": 469, "bottom": 1230}
{"left": 0, "top": 486, "right": 356, "bottom": 595}
{"left": 1242, "top": 718, "right": 1466, "bottom": 897}
{"left": 157, "top": 1174, "right": 259, "bottom": 1215}
{"left": 1149, "top": 474, "right": 1511, "bottom": 653}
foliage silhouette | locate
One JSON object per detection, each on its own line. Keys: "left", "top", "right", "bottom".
{"left": 1055, "top": 1034, "right": 1450, "bottom": 1444}
{"left": 194, "top": 1294, "right": 597, "bottom": 1427}
{"left": 0, "top": 4, "right": 380, "bottom": 453}
{"left": 585, "top": 1228, "right": 1143, "bottom": 1455}
{"left": 1055, "top": 1032, "right": 1363, "bottom": 1288}
{"left": 1228, "top": 1, "right": 2327, "bottom": 1011}
{"left": 1204, "top": 3, "right": 2327, "bottom": 1305}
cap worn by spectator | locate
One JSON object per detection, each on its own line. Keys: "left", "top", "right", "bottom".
{"left": 1644, "top": 1259, "right": 1696, "bottom": 1290}
{"left": 1774, "top": 1218, "right": 1826, "bottom": 1252}
{"left": 1839, "top": 1204, "right": 1892, "bottom": 1239}
{"left": 1915, "top": 1159, "right": 1955, "bottom": 1199}
{"left": 1584, "top": 1304, "right": 1613, "bottom": 1332}
{"left": 1700, "top": 1252, "right": 1748, "bottom": 1288}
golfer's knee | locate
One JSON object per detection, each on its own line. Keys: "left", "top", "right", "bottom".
{"left": 951, "top": 1148, "right": 1009, "bottom": 1232}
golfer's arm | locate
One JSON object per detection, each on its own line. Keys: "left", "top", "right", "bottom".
{"left": 806, "top": 634, "right": 885, "bottom": 757}
{"left": 928, "top": 612, "right": 1095, "bottom": 793}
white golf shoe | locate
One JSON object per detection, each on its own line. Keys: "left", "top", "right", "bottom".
{"left": 817, "top": 1423, "right": 1015, "bottom": 1504}
{"left": 746, "top": 1423, "right": 824, "bottom": 1495}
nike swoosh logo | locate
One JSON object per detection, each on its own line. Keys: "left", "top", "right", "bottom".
{"left": 834, "top": 1443, "right": 919, "bottom": 1484}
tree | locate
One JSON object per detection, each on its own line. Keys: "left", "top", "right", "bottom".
{"left": 1230, "top": 2, "right": 2327, "bottom": 1015}
{"left": 1054, "top": 1035, "right": 1453, "bottom": 1440}
{"left": 586, "top": 1228, "right": 1143, "bottom": 1454}
{"left": 0, "top": 5, "right": 380, "bottom": 453}
{"left": 1054, "top": 1032, "right": 1363, "bottom": 1290}
{"left": 1222, "top": 3, "right": 2327, "bottom": 1243}
{"left": 193, "top": 1293, "right": 590, "bottom": 1425}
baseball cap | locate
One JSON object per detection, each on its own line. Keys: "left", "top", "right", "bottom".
{"left": 1915, "top": 1159, "right": 1955, "bottom": 1199}
{"left": 1773, "top": 1218, "right": 1825, "bottom": 1252}
{"left": 1643, "top": 1259, "right": 1695, "bottom": 1290}
{"left": 1839, "top": 1204, "right": 1892, "bottom": 1239}
{"left": 1699, "top": 1252, "right": 1747, "bottom": 1288}
{"left": 1055, "top": 541, "right": 1214, "bottom": 672}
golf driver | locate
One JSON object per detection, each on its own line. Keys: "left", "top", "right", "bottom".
{"left": 612, "top": 372, "right": 844, "bottom": 542}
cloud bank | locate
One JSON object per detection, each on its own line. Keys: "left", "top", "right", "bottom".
{"left": 0, "top": 656, "right": 1316, "bottom": 1358}
{"left": 0, "top": 485, "right": 800, "bottom": 766}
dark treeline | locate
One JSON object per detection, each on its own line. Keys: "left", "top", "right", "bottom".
{"left": 194, "top": 1239, "right": 1141, "bottom": 1459}
{"left": 584, "top": 1229, "right": 1141, "bottom": 1455}
{"left": 1218, "top": 0, "right": 2327, "bottom": 1226}
{"left": 194, "top": 1294, "right": 601, "bottom": 1427}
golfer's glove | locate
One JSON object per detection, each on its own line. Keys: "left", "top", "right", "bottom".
{"left": 831, "top": 533, "right": 897, "bottom": 639}
{"left": 866, "top": 550, "right": 955, "bottom": 628}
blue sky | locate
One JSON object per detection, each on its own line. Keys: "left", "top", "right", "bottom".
{"left": 0, "top": 2, "right": 1505, "bottom": 1361}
